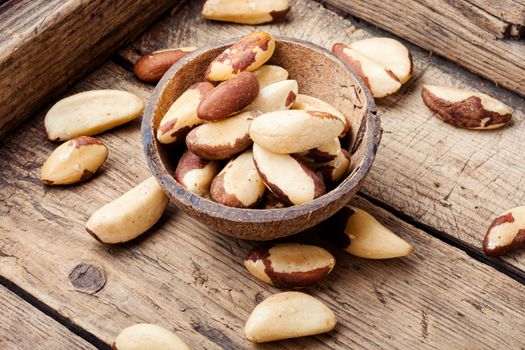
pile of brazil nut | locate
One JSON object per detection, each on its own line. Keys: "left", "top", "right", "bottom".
{"left": 158, "top": 32, "right": 350, "bottom": 208}
{"left": 38, "top": 9, "right": 521, "bottom": 345}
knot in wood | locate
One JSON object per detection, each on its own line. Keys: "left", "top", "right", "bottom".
{"left": 68, "top": 262, "right": 106, "bottom": 294}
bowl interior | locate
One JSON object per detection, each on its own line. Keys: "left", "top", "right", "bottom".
{"left": 143, "top": 36, "right": 379, "bottom": 239}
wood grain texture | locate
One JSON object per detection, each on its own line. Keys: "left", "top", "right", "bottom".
{"left": 0, "top": 285, "right": 96, "bottom": 350}
{"left": 318, "top": 0, "right": 525, "bottom": 97}
{"left": 0, "top": 0, "right": 176, "bottom": 139}
{"left": 467, "top": 0, "right": 525, "bottom": 26}
{"left": 120, "top": 0, "right": 525, "bottom": 279}
{"left": 0, "top": 50, "right": 524, "bottom": 350}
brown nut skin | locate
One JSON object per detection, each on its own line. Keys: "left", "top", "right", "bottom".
{"left": 244, "top": 243, "right": 335, "bottom": 288}
{"left": 197, "top": 72, "right": 259, "bottom": 121}
{"left": 41, "top": 136, "right": 108, "bottom": 186}
{"left": 205, "top": 32, "right": 275, "bottom": 81}
{"left": 210, "top": 150, "right": 265, "bottom": 208}
{"left": 134, "top": 47, "right": 195, "bottom": 83}
{"left": 253, "top": 144, "right": 326, "bottom": 206}
{"left": 186, "top": 111, "right": 259, "bottom": 160}
{"left": 421, "top": 85, "right": 512, "bottom": 129}
{"left": 483, "top": 207, "right": 525, "bottom": 256}
{"left": 174, "top": 149, "right": 219, "bottom": 196}
{"left": 157, "top": 82, "right": 215, "bottom": 144}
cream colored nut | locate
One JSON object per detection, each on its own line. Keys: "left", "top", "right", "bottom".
{"left": 198, "top": 72, "right": 259, "bottom": 121}
{"left": 244, "top": 243, "right": 335, "bottom": 288}
{"left": 175, "top": 150, "right": 219, "bottom": 196}
{"left": 314, "top": 148, "right": 351, "bottom": 184}
{"left": 205, "top": 32, "right": 275, "bottom": 81}
{"left": 422, "top": 85, "right": 512, "bottom": 129}
{"left": 86, "top": 177, "right": 169, "bottom": 244}
{"left": 260, "top": 192, "right": 288, "bottom": 209}
{"left": 134, "top": 47, "right": 196, "bottom": 83}
{"left": 350, "top": 37, "right": 412, "bottom": 84}
{"left": 157, "top": 82, "right": 214, "bottom": 144}
{"left": 295, "top": 137, "right": 341, "bottom": 163}
{"left": 328, "top": 206, "right": 414, "bottom": 259}
{"left": 250, "top": 110, "right": 344, "bottom": 154}
{"left": 186, "top": 111, "right": 259, "bottom": 160}
{"left": 252, "top": 144, "right": 325, "bottom": 205}
{"left": 210, "top": 149, "right": 265, "bottom": 208}
{"left": 41, "top": 136, "right": 108, "bottom": 186}
{"left": 292, "top": 94, "right": 349, "bottom": 136}
{"left": 113, "top": 323, "right": 191, "bottom": 350}
{"left": 483, "top": 206, "right": 525, "bottom": 256}
{"left": 252, "top": 65, "right": 289, "bottom": 88}
{"left": 202, "top": 0, "right": 290, "bottom": 25}
{"left": 244, "top": 80, "right": 298, "bottom": 113}
{"left": 244, "top": 291, "right": 337, "bottom": 343}
{"left": 45, "top": 90, "right": 144, "bottom": 141}
{"left": 332, "top": 43, "right": 401, "bottom": 98}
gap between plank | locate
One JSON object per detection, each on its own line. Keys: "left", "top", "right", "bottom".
{"left": 358, "top": 192, "right": 525, "bottom": 285}
{"left": 0, "top": 274, "right": 111, "bottom": 350}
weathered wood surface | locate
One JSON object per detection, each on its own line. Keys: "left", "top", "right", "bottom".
{"left": 1, "top": 24, "right": 525, "bottom": 350}
{"left": 467, "top": 0, "right": 525, "bottom": 28}
{"left": 0, "top": 285, "right": 96, "bottom": 350}
{"left": 318, "top": 0, "right": 525, "bottom": 97}
{"left": 0, "top": 0, "right": 176, "bottom": 139}
{"left": 120, "top": 0, "right": 525, "bottom": 279}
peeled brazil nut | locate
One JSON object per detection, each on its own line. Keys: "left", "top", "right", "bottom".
{"left": 41, "top": 136, "right": 108, "bottom": 186}
{"left": 332, "top": 43, "right": 401, "bottom": 98}
{"left": 244, "top": 80, "right": 298, "bottom": 113}
{"left": 483, "top": 206, "right": 525, "bottom": 256}
{"left": 113, "top": 323, "right": 191, "bottom": 350}
{"left": 244, "top": 291, "right": 337, "bottom": 343}
{"left": 252, "top": 144, "right": 325, "bottom": 205}
{"left": 295, "top": 138, "right": 341, "bottom": 163}
{"left": 86, "top": 177, "right": 169, "bottom": 244}
{"left": 422, "top": 85, "right": 512, "bottom": 129}
{"left": 250, "top": 110, "right": 344, "bottom": 154}
{"left": 328, "top": 206, "right": 414, "bottom": 259}
{"left": 45, "top": 90, "right": 144, "bottom": 141}
{"left": 157, "top": 82, "right": 214, "bottom": 144}
{"left": 198, "top": 72, "right": 259, "bottom": 121}
{"left": 210, "top": 150, "right": 265, "bottom": 208}
{"left": 174, "top": 149, "right": 219, "bottom": 196}
{"left": 134, "top": 47, "right": 196, "bottom": 83}
{"left": 350, "top": 37, "right": 412, "bottom": 84}
{"left": 292, "top": 94, "right": 349, "bottom": 136}
{"left": 186, "top": 111, "right": 259, "bottom": 160}
{"left": 244, "top": 243, "right": 335, "bottom": 288}
{"left": 205, "top": 32, "right": 275, "bottom": 81}
{"left": 314, "top": 149, "right": 351, "bottom": 184}
{"left": 202, "top": 0, "right": 290, "bottom": 25}
{"left": 252, "top": 65, "right": 289, "bottom": 88}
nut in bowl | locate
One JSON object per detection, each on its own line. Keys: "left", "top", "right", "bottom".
{"left": 142, "top": 34, "right": 381, "bottom": 240}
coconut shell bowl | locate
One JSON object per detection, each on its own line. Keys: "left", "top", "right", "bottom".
{"left": 142, "top": 36, "right": 381, "bottom": 241}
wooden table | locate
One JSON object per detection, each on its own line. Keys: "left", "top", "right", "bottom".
{"left": 1, "top": 1, "right": 524, "bottom": 349}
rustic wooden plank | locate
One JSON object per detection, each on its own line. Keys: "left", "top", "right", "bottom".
{"left": 121, "top": 0, "right": 525, "bottom": 278}
{"left": 0, "top": 284, "right": 96, "bottom": 350}
{"left": 467, "top": 0, "right": 525, "bottom": 26}
{"left": 0, "top": 0, "right": 177, "bottom": 139}
{"left": 1, "top": 62, "right": 524, "bottom": 350}
{"left": 317, "top": 0, "right": 525, "bottom": 97}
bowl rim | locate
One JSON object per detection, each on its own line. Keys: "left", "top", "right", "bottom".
{"left": 142, "top": 35, "right": 381, "bottom": 224}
